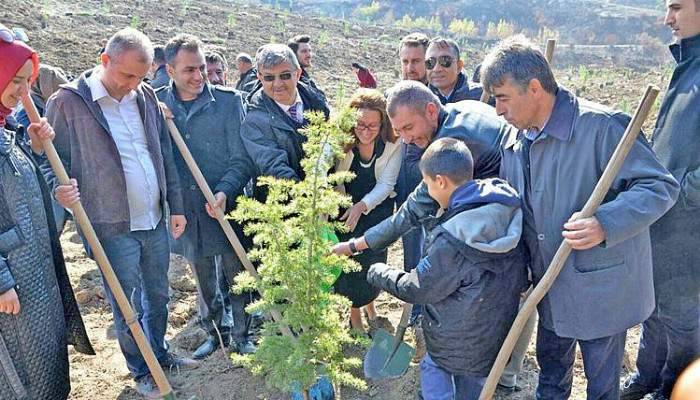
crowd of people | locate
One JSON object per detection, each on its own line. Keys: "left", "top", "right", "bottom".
{"left": 0, "top": 0, "right": 698, "bottom": 399}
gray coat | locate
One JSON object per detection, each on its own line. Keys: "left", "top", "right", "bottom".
{"left": 156, "top": 83, "right": 253, "bottom": 258}
{"left": 364, "top": 100, "right": 511, "bottom": 250}
{"left": 45, "top": 69, "right": 184, "bottom": 240}
{"left": 649, "top": 34, "right": 700, "bottom": 298}
{"left": 500, "top": 87, "right": 679, "bottom": 340}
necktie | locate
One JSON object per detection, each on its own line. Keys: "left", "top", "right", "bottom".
{"left": 288, "top": 103, "right": 300, "bottom": 123}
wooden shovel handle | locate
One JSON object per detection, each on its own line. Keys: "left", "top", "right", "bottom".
{"left": 21, "top": 93, "right": 176, "bottom": 399}
{"left": 478, "top": 84, "right": 660, "bottom": 399}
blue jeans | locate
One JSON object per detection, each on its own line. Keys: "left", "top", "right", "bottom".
{"left": 420, "top": 353, "right": 486, "bottom": 400}
{"left": 631, "top": 292, "right": 700, "bottom": 396}
{"left": 536, "top": 323, "right": 626, "bottom": 400}
{"left": 98, "top": 221, "right": 171, "bottom": 380}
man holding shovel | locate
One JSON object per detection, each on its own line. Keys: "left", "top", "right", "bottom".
{"left": 156, "top": 33, "right": 256, "bottom": 360}
{"left": 480, "top": 35, "right": 679, "bottom": 399}
{"left": 46, "top": 28, "right": 197, "bottom": 399}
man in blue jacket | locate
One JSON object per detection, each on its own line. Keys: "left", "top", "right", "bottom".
{"left": 157, "top": 34, "right": 256, "bottom": 360}
{"left": 621, "top": 2, "right": 700, "bottom": 399}
{"left": 481, "top": 35, "right": 679, "bottom": 399}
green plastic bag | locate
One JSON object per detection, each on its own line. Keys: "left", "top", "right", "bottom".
{"left": 319, "top": 226, "right": 342, "bottom": 293}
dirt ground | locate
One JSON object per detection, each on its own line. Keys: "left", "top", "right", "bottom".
{"left": 60, "top": 218, "right": 643, "bottom": 400}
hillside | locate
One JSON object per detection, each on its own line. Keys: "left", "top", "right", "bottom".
{"left": 1, "top": 1, "right": 674, "bottom": 399}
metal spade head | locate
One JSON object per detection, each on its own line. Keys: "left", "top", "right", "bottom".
{"left": 363, "top": 303, "right": 415, "bottom": 380}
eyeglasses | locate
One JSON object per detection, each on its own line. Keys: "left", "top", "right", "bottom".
{"left": 425, "top": 55, "right": 455, "bottom": 70}
{"left": 261, "top": 72, "right": 293, "bottom": 82}
{"left": 355, "top": 122, "right": 381, "bottom": 132}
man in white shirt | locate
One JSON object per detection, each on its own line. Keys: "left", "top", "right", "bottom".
{"left": 47, "top": 28, "right": 197, "bottom": 399}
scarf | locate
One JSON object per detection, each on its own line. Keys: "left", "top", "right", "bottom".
{"left": 0, "top": 24, "right": 39, "bottom": 128}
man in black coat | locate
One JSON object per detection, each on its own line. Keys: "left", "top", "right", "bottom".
{"left": 288, "top": 34, "right": 326, "bottom": 102}
{"left": 426, "top": 37, "right": 487, "bottom": 105}
{"left": 621, "top": 2, "right": 700, "bottom": 399}
{"left": 157, "top": 34, "right": 256, "bottom": 359}
{"left": 241, "top": 43, "right": 329, "bottom": 182}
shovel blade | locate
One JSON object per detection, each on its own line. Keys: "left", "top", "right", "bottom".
{"left": 364, "top": 328, "right": 415, "bottom": 380}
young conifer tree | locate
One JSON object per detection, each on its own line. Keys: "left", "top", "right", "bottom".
{"left": 231, "top": 107, "right": 367, "bottom": 396}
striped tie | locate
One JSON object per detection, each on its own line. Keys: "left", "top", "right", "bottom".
{"left": 288, "top": 103, "right": 300, "bottom": 123}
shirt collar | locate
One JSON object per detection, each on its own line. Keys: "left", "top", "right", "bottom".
{"left": 274, "top": 90, "right": 303, "bottom": 112}
{"left": 87, "top": 67, "right": 137, "bottom": 104}
{"left": 526, "top": 87, "right": 576, "bottom": 142}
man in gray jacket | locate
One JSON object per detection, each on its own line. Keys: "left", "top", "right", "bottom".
{"left": 157, "top": 34, "right": 256, "bottom": 360}
{"left": 480, "top": 35, "right": 679, "bottom": 399}
{"left": 47, "top": 28, "right": 196, "bottom": 399}
{"left": 622, "top": 2, "right": 700, "bottom": 399}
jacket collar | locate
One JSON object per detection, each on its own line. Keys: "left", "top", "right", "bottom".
{"left": 504, "top": 86, "right": 577, "bottom": 149}
{"left": 165, "top": 82, "right": 215, "bottom": 121}
{"left": 430, "top": 71, "right": 467, "bottom": 103}
{"left": 670, "top": 33, "right": 700, "bottom": 63}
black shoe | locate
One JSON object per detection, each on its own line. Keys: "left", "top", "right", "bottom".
{"left": 621, "top": 376, "right": 654, "bottom": 400}
{"left": 193, "top": 336, "right": 226, "bottom": 360}
{"left": 496, "top": 383, "right": 523, "bottom": 394}
{"left": 230, "top": 338, "right": 257, "bottom": 355}
{"left": 160, "top": 352, "right": 200, "bottom": 373}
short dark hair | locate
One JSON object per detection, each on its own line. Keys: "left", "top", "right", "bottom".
{"left": 287, "top": 34, "right": 311, "bottom": 54}
{"left": 419, "top": 137, "right": 474, "bottom": 184}
{"left": 399, "top": 32, "right": 429, "bottom": 53}
{"left": 164, "top": 34, "right": 203, "bottom": 66}
{"left": 153, "top": 45, "right": 166, "bottom": 65}
{"left": 427, "top": 37, "right": 460, "bottom": 60}
{"left": 205, "top": 51, "right": 228, "bottom": 71}
{"left": 481, "top": 35, "right": 558, "bottom": 95}
{"left": 235, "top": 52, "right": 253, "bottom": 64}
{"left": 386, "top": 80, "right": 442, "bottom": 118}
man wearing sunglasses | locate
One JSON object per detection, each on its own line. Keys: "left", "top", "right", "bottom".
{"left": 426, "top": 38, "right": 487, "bottom": 106}
{"left": 241, "top": 44, "right": 329, "bottom": 184}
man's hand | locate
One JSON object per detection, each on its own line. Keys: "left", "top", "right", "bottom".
{"left": 562, "top": 212, "right": 606, "bottom": 250}
{"left": 205, "top": 192, "right": 227, "bottom": 219}
{"left": 340, "top": 201, "right": 367, "bottom": 232}
{"left": 27, "top": 117, "right": 55, "bottom": 154}
{"left": 331, "top": 236, "right": 369, "bottom": 256}
{"left": 158, "top": 102, "right": 174, "bottom": 119}
{"left": 0, "top": 288, "right": 20, "bottom": 315}
{"left": 170, "top": 215, "right": 187, "bottom": 239}
{"left": 54, "top": 178, "right": 80, "bottom": 208}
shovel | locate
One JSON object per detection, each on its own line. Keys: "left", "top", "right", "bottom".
{"left": 364, "top": 302, "right": 415, "bottom": 380}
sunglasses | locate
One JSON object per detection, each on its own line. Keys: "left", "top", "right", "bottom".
{"left": 425, "top": 55, "right": 455, "bottom": 70}
{"left": 261, "top": 72, "right": 293, "bottom": 82}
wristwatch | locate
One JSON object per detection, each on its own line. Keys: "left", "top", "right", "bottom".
{"left": 348, "top": 239, "right": 362, "bottom": 255}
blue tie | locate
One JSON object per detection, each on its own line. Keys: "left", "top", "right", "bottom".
{"left": 288, "top": 103, "right": 300, "bottom": 123}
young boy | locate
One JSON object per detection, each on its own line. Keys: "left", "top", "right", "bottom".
{"left": 367, "top": 138, "right": 527, "bottom": 400}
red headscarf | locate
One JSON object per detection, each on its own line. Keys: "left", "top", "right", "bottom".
{"left": 0, "top": 25, "right": 40, "bottom": 128}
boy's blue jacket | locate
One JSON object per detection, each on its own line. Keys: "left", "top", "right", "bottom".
{"left": 367, "top": 178, "right": 527, "bottom": 376}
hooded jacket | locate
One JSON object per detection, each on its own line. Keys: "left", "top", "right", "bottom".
{"left": 368, "top": 179, "right": 526, "bottom": 376}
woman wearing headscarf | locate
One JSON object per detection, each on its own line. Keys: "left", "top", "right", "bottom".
{"left": 351, "top": 62, "right": 378, "bottom": 89}
{"left": 335, "top": 89, "right": 401, "bottom": 334}
{"left": 0, "top": 24, "right": 93, "bottom": 399}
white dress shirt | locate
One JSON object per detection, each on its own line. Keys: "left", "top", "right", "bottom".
{"left": 88, "top": 70, "right": 162, "bottom": 231}
{"left": 274, "top": 91, "right": 304, "bottom": 123}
